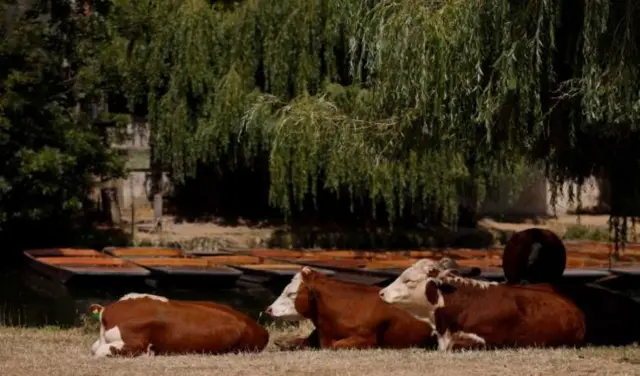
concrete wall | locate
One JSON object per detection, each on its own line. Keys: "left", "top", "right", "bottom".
{"left": 120, "top": 171, "right": 171, "bottom": 210}
{"left": 481, "top": 172, "right": 603, "bottom": 217}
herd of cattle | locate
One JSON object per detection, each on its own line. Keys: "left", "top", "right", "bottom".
{"left": 88, "top": 229, "right": 640, "bottom": 357}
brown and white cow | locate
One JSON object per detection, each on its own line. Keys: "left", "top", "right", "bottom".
{"left": 502, "top": 228, "right": 567, "bottom": 284}
{"left": 89, "top": 293, "right": 269, "bottom": 357}
{"left": 379, "top": 259, "right": 586, "bottom": 351}
{"left": 263, "top": 262, "right": 467, "bottom": 350}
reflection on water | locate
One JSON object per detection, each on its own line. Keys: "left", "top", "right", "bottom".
{"left": 0, "top": 264, "right": 282, "bottom": 328}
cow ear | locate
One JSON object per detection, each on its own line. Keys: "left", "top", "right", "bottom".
{"left": 438, "top": 257, "right": 458, "bottom": 269}
{"left": 425, "top": 280, "right": 440, "bottom": 305}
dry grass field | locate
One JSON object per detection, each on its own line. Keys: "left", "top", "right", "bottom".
{"left": 1, "top": 323, "right": 639, "bottom": 376}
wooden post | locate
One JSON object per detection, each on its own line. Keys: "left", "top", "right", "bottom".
{"left": 149, "top": 125, "right": 163, "bottom": 232}
{"left": 130, "top": 173, "right": 135, "bottom": 242}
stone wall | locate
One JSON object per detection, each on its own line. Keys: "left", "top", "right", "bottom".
{"left": 481, "top": 173, "right": 603, "bottom": 217}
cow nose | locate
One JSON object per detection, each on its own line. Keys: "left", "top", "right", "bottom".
{"left": 265, "top": 306, "right": 273, "bottom": 314}
{"left": 379, "top": 291, "right": 385, "bottom": 299}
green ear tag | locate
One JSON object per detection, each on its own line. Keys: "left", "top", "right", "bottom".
{"left": 91, "top": 310, "right": 101, "bottom": 319}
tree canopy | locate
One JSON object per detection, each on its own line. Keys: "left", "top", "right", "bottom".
{"left": 106, "top": 0, "right": 640, "bottom": 233}
{"left": 0, "top": 0, "right": 127, "bottom": 247}
{"left": 3, "top": 0, "right": 633, "bottom": 246}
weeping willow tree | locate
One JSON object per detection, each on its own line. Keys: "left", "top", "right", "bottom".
{"left": 107, "top": 0, "right": 640, "bottom": 245}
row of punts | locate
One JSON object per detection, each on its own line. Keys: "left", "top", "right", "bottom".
{"left": 21, "top": 241, "right": 640, "bottom": 293}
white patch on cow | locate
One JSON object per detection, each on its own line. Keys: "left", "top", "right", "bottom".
{"left": 90, "top": 338, "right": 101, "bottom": 355}
{"left": 527, "top": 242, "right": 542, "bottom": 267}
{"left": 379, "top": 259, "right": 444, "bottom": 326}
{"left": 93, "top": 326, "right": 125, "bottom": 358}
{"left": 438, "top": 330, "right": 486, "bottom": 351}
{"left": 459, "top": 332, "right": 486, "bottom": 346}
{"left": 438, "top": 330, "right": 453, "bottom": 351}
{"left": 119, "top": 293, "right": 168, "bottom": 302}
{"left": 265, "top": 272, "right": 304, "bottom": 321}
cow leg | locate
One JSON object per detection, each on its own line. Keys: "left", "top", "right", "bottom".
{"left": 93, "top": 341, "right": 125, "bottom": 358}
{"left": 329, "top": 336, "right": 375, "bottom": 350}
{"left": 93, "top": 325, "right": 126, "bottom": 358}
{"left": 109, "top": 341, "right": 150, "bottom": 357}
{"left": 93, "top": 325, "right": 150, "bottom": 358}
{"left": 443, "top": 331, "right": 487, "bottom": 352}
{"left": 90, "top": 338, "right": 101, "bottom": 355}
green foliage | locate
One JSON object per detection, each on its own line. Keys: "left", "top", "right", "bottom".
{"left": 104, "top": 1, "right": 640, "bottom": 241}
{"left": 0, "top": 0, "right": 126, "bottom": 240}
{"left": 563, "top": 224, "right": 611, "bottom": 243}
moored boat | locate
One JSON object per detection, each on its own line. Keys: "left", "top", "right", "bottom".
{"left": 23, "top": 248, "right": 151, "bottom": 286}
{"left": 102, "top": 246, "right": 243, "bottom": 289}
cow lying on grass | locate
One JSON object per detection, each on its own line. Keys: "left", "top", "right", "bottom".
{"left": 89, "top": 293, "right": 269, "bottom": 357}
{"left": 265, "top": 258, "right": 477, "bottom": 350}
{"left": 379, "top": 259, "right": 587, "bottom": 351}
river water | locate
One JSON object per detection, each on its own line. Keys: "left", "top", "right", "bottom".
{"left": 0, "top": 263, "right": 282, "bottom": 328}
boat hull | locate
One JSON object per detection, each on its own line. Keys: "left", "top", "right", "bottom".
{"left": 102, "top": 247, "right": 244, "bottom": 290}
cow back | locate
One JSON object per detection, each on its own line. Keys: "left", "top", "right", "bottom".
{"left": 502, "top": 228, "right": 567, "bottom": 284}
{"left": 431, "top": 282, "right": 586, "bottom": 349}
{"left": 300, "top": 272, "right": 436, "bottom": 349}
{"left": 101, "top": 298, "right": 269, "bottom": 355}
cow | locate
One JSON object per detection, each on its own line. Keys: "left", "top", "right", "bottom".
{"left": 502, "top": 228, "right": 567, "bottom": 284}
{"left": 89, "top": 293, "right": 269, "bottom": 357}
{"left": 264, "top": 259, "right": 467, "bottom": 350}
{"left": 378, "top": 259, "right": 587, "bottom": 351}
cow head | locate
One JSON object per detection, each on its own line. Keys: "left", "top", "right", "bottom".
{"left": 378, "top": 258, "right": 456, "bottom": 324}
{"left": 265, "top": 271, "right": 306, "bottom": 321}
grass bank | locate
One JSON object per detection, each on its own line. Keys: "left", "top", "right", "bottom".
{"left": 1, "top": 324, "right": 639, "bottom": 376}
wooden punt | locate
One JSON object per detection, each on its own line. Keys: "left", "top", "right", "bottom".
{"left": 103, "top": 246, "right": 190, "bottom": 259}
{"left": 211, "top": 250, "right": 396, "bottom": 286}
{"left": 270, "top": 255, "right": 409, "bottom": 283}
{"left": 225, "top": 246, "right": 639, "bottom": 285}
{"left": 102, "top": 247, "right": 243, "bottom": 288}
{"left": 194, "top": 253, "right": 343, "bottom": 290}
{"left": 23, "top": 248, "right": 151, "bottom": 285}
{"left": 231, "top": 248, "right": 488, "bottom": 282}
{"left": 198, "top": 254, "right": 333, "bottom": 277}
{"left": 564, "top": 240, "right": 640, "bottom": 256}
